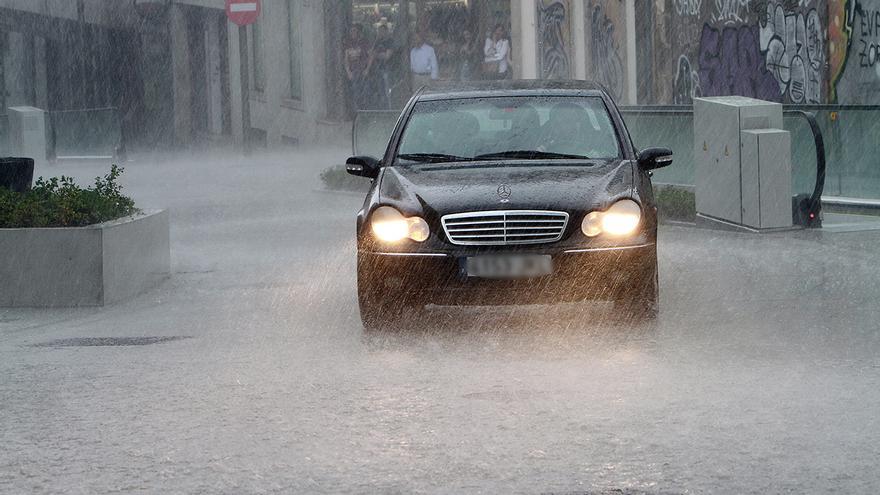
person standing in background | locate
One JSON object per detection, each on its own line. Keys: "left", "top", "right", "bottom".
{"left": 410, "top": 32, "right": 439, "bottom": 90}
{"left": 458, "top": 30, "right": 479, "bottom": 81}
{"left": 371, "top": 24, "right": 395, "bottom": 109}
{"left": 483, "top": 24, "right": 511, "bottom": 79}
{"left": 344, "top": 24, "right": 372, "bottom": 113}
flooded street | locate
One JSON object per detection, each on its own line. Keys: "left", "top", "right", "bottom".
{"left": 2, "top": 152, "right": 879, "bottom": 494}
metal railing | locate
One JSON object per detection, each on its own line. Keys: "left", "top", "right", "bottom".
{"left": 1, "top": 107, "right": 125, "bottom": 161}
{"left": 623, "top": 105, "right": 880, "bottom": 201}
{"left": 48, "top": 107, "right": 125, "bottom": 161}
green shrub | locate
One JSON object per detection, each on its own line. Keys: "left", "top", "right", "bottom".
{"left": 655, "top": 186, "right": 696, "bottom": 222}
{"left": 320, "top": 165, "right": 370, "bottom": 192}
{"left": 0, "top": 165, "right": 138, "bottom": 228}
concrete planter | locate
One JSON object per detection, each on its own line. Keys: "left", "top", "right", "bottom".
{"left": 0, "top": 210, "right": 170, "bottom": 307}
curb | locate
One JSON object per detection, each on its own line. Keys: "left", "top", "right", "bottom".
{"left": 661, "top": 219, "right": 697, "bottom": 227}
{"left": 312, "top": 188, "right": 368, "bottom": 197}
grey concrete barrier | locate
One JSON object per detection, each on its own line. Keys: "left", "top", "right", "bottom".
{"left": 0, "top": 210, "right": 170, "bottom": 307}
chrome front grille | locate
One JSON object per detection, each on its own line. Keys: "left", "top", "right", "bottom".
{"left": 441, "top": 210, "right": 569, "bottom": 246}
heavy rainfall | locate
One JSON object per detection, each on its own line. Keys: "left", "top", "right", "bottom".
{"left": 1, "top": 1, "right": 879, "bottom": 494}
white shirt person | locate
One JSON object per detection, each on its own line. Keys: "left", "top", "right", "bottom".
{"left": 410, "top": 41, "right": 439, "bottom": 80}
{"left": 483, "top": 26, "right": 510, "bottom": 76}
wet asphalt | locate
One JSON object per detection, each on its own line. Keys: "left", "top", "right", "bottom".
{"left": 2, "top": 151, "right": 879, "bottom": 494}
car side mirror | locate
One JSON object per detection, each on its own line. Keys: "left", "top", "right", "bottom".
{"left": 346, "top": 156, "right": 380, "bottom": 178}
{"left": 638, "top": 148, "right": 673, "bottom": 170}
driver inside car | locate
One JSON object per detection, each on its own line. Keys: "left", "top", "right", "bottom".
{"left": 537, "top": 101, "right": 591, "bottom": 155}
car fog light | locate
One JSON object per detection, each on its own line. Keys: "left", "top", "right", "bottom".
{"left": 581, "top": 211, "right": 603, "bottom": 237}
{"left": 407, "top": 217, "right": 430, "bottom": 242}
{"left": 581, "top": 199, "right": 641, "bottom": 237}
{"left": 371, "top": 206, "right": 430, "bottom": 243}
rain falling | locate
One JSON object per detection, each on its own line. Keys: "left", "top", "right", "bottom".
{"left": 1, "top": 1, "right": 880, "bottom": 494}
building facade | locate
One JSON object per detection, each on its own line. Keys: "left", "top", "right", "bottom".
{"left": 1, "top": 0, "right": 878, "bottom": 152}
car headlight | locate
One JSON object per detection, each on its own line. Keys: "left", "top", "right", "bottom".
{"left": 370, "top": 206, "right": 430, "bottom": 243}
{"left": 581, "top": 199, "right": 641, "bottom": 237}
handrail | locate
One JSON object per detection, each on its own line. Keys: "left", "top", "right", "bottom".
{"left": 623, "top": 104, "right": 880, "bottom": 112}
{"left": 369, "top": 104, "right": 880, "bottom": 113}
{"left": 784, "top": 110, "right": 825, "bottom": 227}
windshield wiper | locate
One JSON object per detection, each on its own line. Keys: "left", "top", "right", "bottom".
{"left": 397, "top": 153, "right": 473, "bottom": 163}
{"left": 473, "top": 150, "right": 591, "bottom": 160}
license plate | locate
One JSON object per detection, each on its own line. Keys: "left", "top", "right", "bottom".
{"left": 466, "top": 255, "right": 553, "bottom": 278}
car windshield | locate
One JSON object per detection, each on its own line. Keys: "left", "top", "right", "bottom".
{"left": 396, "top": 96, "right": 621, "bottom": 163}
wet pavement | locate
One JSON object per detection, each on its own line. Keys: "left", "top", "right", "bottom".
{"left": 2, "top": 151, "right": 880, "bottom": 494}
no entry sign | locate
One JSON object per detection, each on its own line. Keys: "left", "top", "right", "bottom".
{"left": 226, "top": 0, "right": 260, "bottom": 26}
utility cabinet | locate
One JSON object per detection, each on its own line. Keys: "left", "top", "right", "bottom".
{"left": 694, "top": 96, "right": 792, "bottom": 230}
{"left": 740, "top": 129, "right": 792, "bottom": 229}
{"left": 7, "top": 106, "right": 49, "bottom": 168}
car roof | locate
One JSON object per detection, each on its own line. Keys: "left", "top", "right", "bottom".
{"left": 415, "top": 79, "right": 610, "bottom": 101}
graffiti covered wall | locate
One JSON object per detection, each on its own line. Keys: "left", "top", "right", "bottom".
{"left": 830, "top": 0, "right": 880, "bottom": 103}
{"left": 661, "top": 0, "right": 829, "bottom": 104}
{"left": 538, "top": 0, "right": 573, "bottom": 79}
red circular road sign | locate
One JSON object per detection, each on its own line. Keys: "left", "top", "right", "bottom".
{"left": 226, "top": 0, "right": 260, "bottom": 26}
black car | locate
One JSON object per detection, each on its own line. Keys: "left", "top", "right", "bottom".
{"left": 346, "top": 80, "right": 672, "bottom": 329}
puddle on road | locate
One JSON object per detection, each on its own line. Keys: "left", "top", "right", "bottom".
{"left": 31, "top": 336, "right": 191, "bottom": 347}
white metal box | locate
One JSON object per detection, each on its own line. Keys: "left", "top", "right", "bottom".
{"left": 7, "top": 106, "right": 48, "bottom": 167}
{"left": 740, "top": 129, "right": 792, "bottom": 229}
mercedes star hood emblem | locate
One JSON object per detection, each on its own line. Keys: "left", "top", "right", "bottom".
{"left": 497, "top": 184, "right": 511, "bottom": 202}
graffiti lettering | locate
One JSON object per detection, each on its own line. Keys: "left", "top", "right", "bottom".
{"left": 674, "top": 0, "right": 702, "bottom": 16}
{"left": 858, "top": 9, "right": 880, "bottom": 68}
{"left": 758, "top": 2, "right": 823, "bottom": 103}
{"left": 859, "top": 39, "right": 880, "bottom": 67}
{"left": 712, "top": 0, "right": 750, "bottom": 24}
{"left": 859, "top": 9, "right": 880, "bottom": 38}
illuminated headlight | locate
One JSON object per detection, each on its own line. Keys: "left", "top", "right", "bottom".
{"left": 370, "top": 206, "right": 430, "bottom": 243}
{"left": 581, "top": 199, "right": 641, "bottom": 237}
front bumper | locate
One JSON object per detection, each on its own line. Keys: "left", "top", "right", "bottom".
{"left": 359, "top": 243, "right": 656, "bottom": 305}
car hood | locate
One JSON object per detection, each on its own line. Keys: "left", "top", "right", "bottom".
{"left": 378, "top": 160, "right": 635, "bottom": 216}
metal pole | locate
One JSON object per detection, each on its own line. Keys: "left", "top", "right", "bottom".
{"left": 238, "top": 24, "right": 251, "bottom": 155}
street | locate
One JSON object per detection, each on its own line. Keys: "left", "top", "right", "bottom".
{"left": 2, "top": 151, "right": 880, "bottom": 494}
